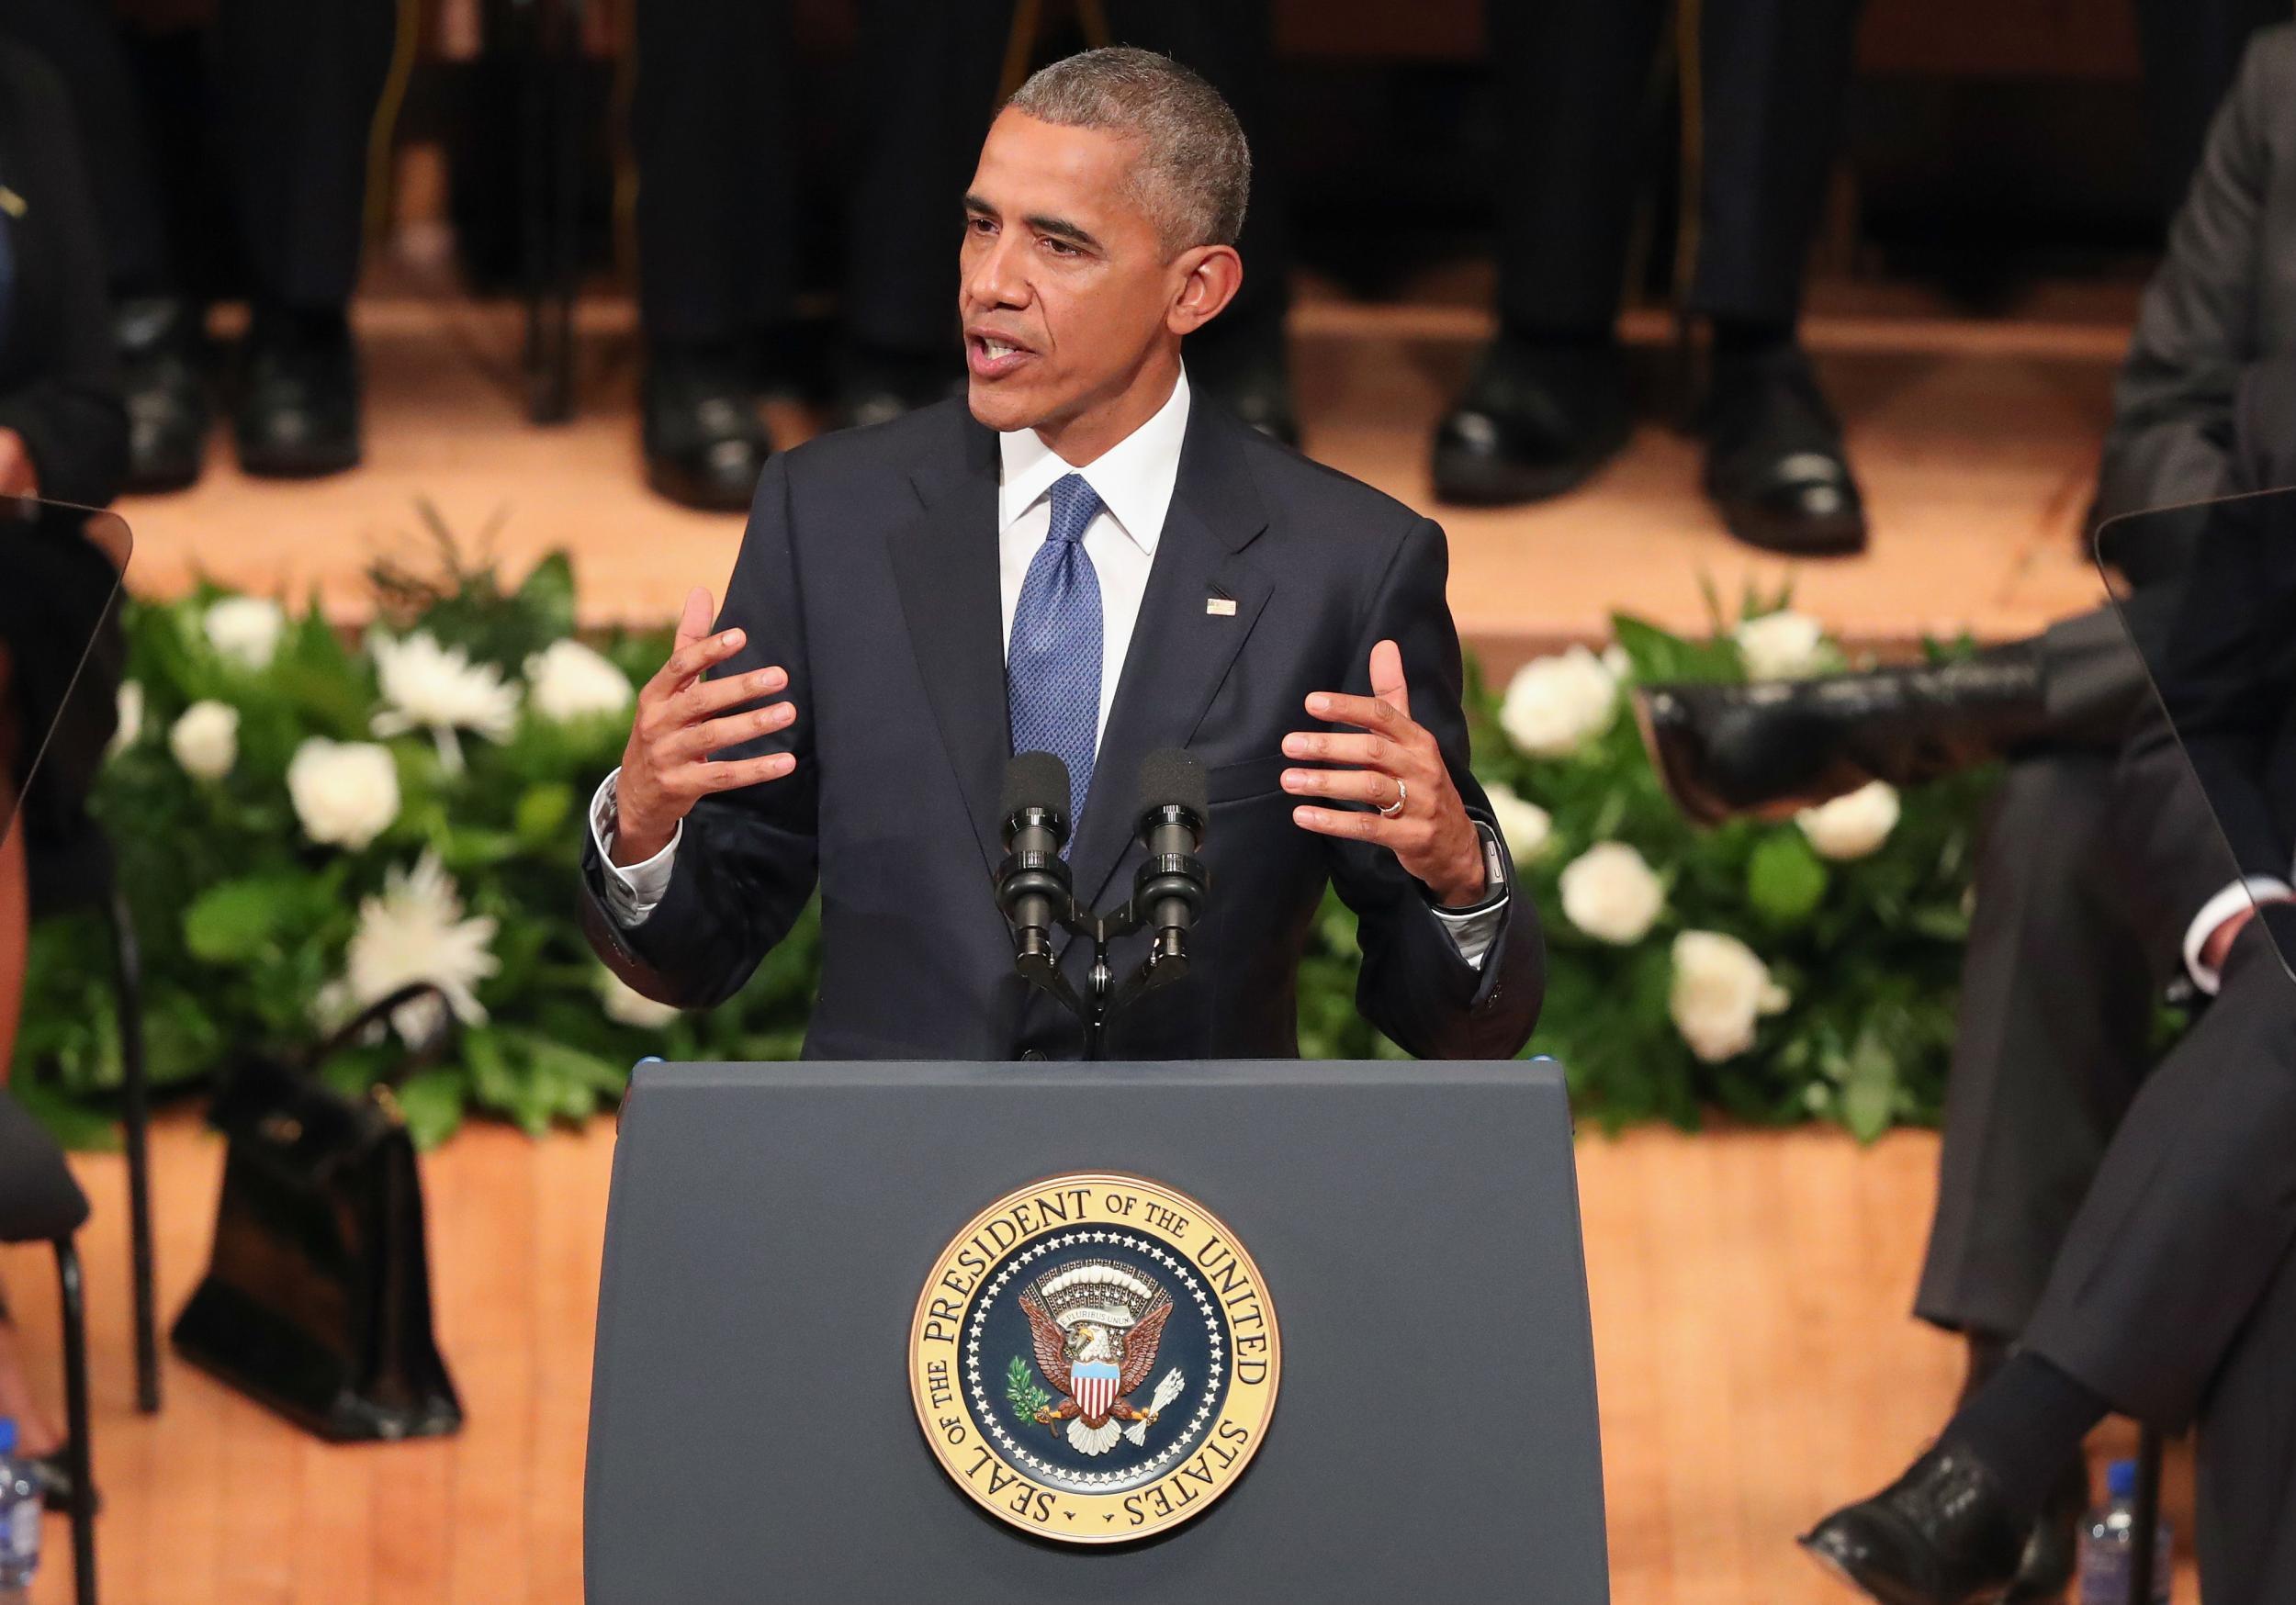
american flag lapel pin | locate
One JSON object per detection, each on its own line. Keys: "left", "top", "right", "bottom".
{"left": 1205, "top": 592, "right": 1237, "bottom": 617}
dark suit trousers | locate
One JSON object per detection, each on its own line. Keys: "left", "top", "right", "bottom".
{"left": 1489, "top": 0, "right": 1864, "bottom": 335}
{"left": 0, "top": 0, "right": 389, "bottom": 309}
{"left": 2132, "top": 0, "right": 2288, "bottom": 216}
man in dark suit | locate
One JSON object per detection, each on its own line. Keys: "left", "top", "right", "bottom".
{"left": 583, "top": 48, "right": 1540, "bottom": 1063}
{"left": 1802, "top": 368, "right": 2296, "bottom": 1603}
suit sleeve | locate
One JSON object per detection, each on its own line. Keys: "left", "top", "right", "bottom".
{"left": 1321, "top": 515, "right": 1544, "bottom": 1059}
{"left": 580, "top": 455, "right": 820, "bottom": 1008}
{"left": 2093, "top": 29, "right": 2282, "bottom": 532}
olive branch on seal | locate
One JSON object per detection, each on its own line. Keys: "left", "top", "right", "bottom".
{"left": 1006, "top": 1356, "right": 1052, "bottom": 1424}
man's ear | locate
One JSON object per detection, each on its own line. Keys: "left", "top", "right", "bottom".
{"left": 1167, "top": 244, "right": 1244, "bottom": 337}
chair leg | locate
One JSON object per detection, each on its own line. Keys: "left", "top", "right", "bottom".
{"left": 2130, "top": 1426, "right": 2165, "bottom": 1605}
{"left": 105, "top": 882, "right": 159, "bottom": 1415}
{"left": 52, "top": 1240, "right": 96, "bottom": 1605}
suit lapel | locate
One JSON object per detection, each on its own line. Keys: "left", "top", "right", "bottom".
{"left": 886, "top": 413, "right": 1008, "bottom": 878}
{"left": 1068, "top": 405, "right": 1273, "bottom": 911}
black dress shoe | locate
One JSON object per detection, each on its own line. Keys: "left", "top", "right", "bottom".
{"left": 1635, "top": 650, "right": 2047, "bottom": 825}
{"left": 235, "top": 307, "right": 362, "bottom": 478}
{"left": 1703, "top": 344, "right": 1866, "bottom": 556}
{"left": 833, "top": 345, "right": 962, "bottom": 432}
{"left": 1801, "top": 1445, "right": 2029, "bottom": 1605}
{"left": 1431, "top": 335, "right": 1629, "bottom": 506}
{"left": 116, "top": 297, "right": 210, "bottom": 493}
{"left": 2005, "top": 1458, "right": 2087, "bottom": 1602}
{"left": 1197, "top": 341, "right": 1300, "bottom": 448}
{"left": 645, "top": 346, "right": 771, "bottom": 511}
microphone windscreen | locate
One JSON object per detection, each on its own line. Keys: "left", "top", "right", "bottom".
{"left": 1136, "top": 748, "right": 1209, "bottom": 818}
{"left": 1003, "top": 751, "right": 1073, "bottom": 824}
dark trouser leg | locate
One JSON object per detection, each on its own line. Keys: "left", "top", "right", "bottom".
{"left": 213, "top": 0, "right": 394, "bottom": 313}
{"left": 633, "top": 0, "right": 795, "bottom": 351}
{"left": 1489, "top": 0, "right": 1666, "bottom": 338}
{"left": 841, "top": 0, "right": 1010, "bottom": 365}
{"left": 0, "top": 0, "right": 171, "bottom": 297}
{"left": 2184, "top": 1234, "right": 2296, "bottom": 1604}
{"left": 2131, "top": 0, "right": 2284, "bottom": 219}
{"left": 1913, "top": 751, "right": 2159, "bottom": 1339}
{"left": 1685, "top": 0, "right": 1865, "bottom": 328}
{"left": 2020, "top": 923, "right": 2296, "bottom": 1433}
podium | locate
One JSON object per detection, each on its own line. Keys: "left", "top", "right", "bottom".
{"left": 584, "top": 1059, "right": 1609, "bottom": 1603}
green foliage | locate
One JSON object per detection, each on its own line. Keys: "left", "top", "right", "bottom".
{"left": 18, "top": 546, "right": 2014, "bottom": 1150}
{"left": 1007, "top": 1355, "right": 1052, "bottom": 1424}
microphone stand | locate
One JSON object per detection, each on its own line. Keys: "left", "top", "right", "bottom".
{"left": 1004, "top": 867, "right": 1201, "bottom": 1062}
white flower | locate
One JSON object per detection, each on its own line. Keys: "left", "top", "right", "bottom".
{"left": 1498, "top": 646, "right": 1620, "bottom": 758}
{"left": 1559, "top": 841, "right": 1664, "bottom": 945}
{"left": 1797, "top": 780, "right": 1903, "bottom": 861}
{"left": 597, "top": 968, "right": 681, "bottom": 1029}
{"left": 1601, "top": 644, "right": 1633, "bottom": 682}
{"left": 287, "top": 737, "right": 400, "bottom": 850}
{"left": 525, "top": 638, "right": 635, "bottom": 724}
{"left": 108, "top": 680, "right": 144, "bottom": 758}
{"left": 203, "top": 596, "right": 287, "bottom": 671}
{"left": 1484, "top": 782, "right": 1552, "bottom": 864}
{"left": 338, "top": 851, "right": 500, "bottom": 1045}
{"left": 1734, "top": 611, "right": 1829, "bottom": 680}
{"left": 168, "top": 700, "right": 239, "bottom": 780}
{"left": 369, "top": 632, "right": 520, "bottom": 775}
{"left": 1669, "top": 929, "right": 1790, "bottom": 1062}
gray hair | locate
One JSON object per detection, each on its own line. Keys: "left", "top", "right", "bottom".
{"left": 1006, "top": 47, "right": 1251, "bottom": 253}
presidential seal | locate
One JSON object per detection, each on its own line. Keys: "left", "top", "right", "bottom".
{"left": 909, "top": 1173, "right": 1280, "bottom": 1543}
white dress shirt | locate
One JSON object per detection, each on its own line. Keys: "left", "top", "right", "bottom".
{"left": 591, "top": 365, "right": 1507, "bottom": 967}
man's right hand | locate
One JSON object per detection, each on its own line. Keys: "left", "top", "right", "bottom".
{"left": 612, "top": 587, "right": 797, "bottom": 865}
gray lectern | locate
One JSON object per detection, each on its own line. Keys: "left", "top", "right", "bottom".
{"left": 584, "top": 1059, "right": 1608, "bottom": 1603}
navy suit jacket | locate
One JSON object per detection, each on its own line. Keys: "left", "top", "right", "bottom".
{"left": 581, "top": 396, "right": 1544, "bottom": 1061}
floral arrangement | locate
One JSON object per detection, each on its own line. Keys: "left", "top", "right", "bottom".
{"left": 17, "top": 542, "right": 1992, "bottom": 1147}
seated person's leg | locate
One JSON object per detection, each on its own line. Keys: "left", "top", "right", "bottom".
{"left": 2187, "top": 1216, "right": 2296, "bottom": 1604}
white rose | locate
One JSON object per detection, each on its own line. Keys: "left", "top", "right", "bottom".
{"left": 1498, "top": 646, "right": 1619, "bottom": 758}
{"left": 525, "top": 638, "right": 635, "bottom": 724}
{"left": 287, "top": 737, "right": 401, "bottom": 850}
{"left": 1559, "top": 841, "right": 1664, "bottom": 945}
{"left": 204, "top": 596, "right": 287, "bottom": 671}
{"left": 597, "top": 968, "right": 681, "bottom": 1029}
{"left": 1669, "top": 929, "right": 1790, "bottom": 1062}
{"left": 1483, "top": 782, "right": 1552, "bottom": 864}
{"left": 1734, "top": 611, "right": 1829, "bottom": 680}
{"left": 168, "top": 700, "right": 240, "bottom": 780}
{"left": 108, "top": 680, "right": 144, "bottom": 758}
{"left": 1797, "top": 780, "right": 1902, "bottom": 861}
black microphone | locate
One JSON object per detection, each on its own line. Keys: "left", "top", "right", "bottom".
{"left": 1131, "top": 748, "right": 1209, "bottom": 973}
{"left": 996, "top": 752, "right": 1074, "bottom": 965}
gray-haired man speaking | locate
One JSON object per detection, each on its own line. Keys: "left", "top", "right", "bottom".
{"left": 580, "top": 49, "right": 1542, "bottom": 1061}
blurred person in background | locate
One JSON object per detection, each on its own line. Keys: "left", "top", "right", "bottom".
{"left": 634, "top": 0, "right": 1293, "bottom": 512}
{"left": 1637, "top": 22, "right": 2296, "bottom": 1599}
{"left": 0, "top": 0, "right": 393, "bottom": 491}
{"left": 0, "top": 37, "right": 129, "bottom": 1506}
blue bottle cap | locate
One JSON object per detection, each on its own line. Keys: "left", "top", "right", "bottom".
{"left": 0, "top": 1419, "right": 14, "bottom": 1456}
{"left": 2107, "top": 1458, "right": 2138, "bottom": 1498}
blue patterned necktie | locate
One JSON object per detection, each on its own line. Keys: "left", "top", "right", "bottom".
{"left": 1007, "top": 472, "right": 1105, "bottom": 836}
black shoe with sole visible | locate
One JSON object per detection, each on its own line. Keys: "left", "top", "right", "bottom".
{"left": 1431, "top": 335, "right": 1629, "bottom": 506}
{"left": 644, "top": 345, "right": 772, "bottom": 512}
{"left": 234, "top": 306, "right": 362, "bottom": 478}
{"left": 116, "top": 296, "right": 210, "bottom": 493}
{"left": 833, "top": 344, "right": 962, "bottom": 434}
{"left": 1800, "top": 1444, "right": 2030, "bottom": 1605}
{"left": 1703, "top": 343, "right": 1867, "bottom": 556}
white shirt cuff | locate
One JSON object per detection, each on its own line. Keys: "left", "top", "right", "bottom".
{"left": 1427, "top": 821, "right": 1509, "bottom": 971}
{"left": 590, "top": 769, "right": 681, "bottom": 927}
{"left": 2182, "top": 875, "right": 2293, "bottom": 994}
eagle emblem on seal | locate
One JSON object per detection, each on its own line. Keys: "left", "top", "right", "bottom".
{"left": 1013, "top": 1259, "right": 1186, "bottom": 1456}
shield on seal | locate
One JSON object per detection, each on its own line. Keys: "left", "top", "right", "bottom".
{"left": 1072, "top": 1360, "right": 1121, "bottom": 1423}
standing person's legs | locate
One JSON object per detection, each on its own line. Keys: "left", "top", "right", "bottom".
{"left": 2131, "top": 0, "right": 2285, "bottom": 218}
{"left": 212, "top": 0, "right": 394, "bottom": 478}
{"left": 632, "top": 0, "right": 793, "bottom": 510}
{"left": 1429, "top": 0, "right": 1664, "bottom": 505}
{"left": 1689, "top": 0, "right": 1871, "bottom": 556}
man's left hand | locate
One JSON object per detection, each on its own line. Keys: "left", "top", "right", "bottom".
{"left": 1283, "top": 639, "right": 1489, "bottom": 906}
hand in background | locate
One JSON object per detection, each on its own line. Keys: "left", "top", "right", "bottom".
{"left": 0, "top": 429, "right": 39, "bottom": 498}
{"left": 612, "top": 587, "right": 796, "bottom": 864}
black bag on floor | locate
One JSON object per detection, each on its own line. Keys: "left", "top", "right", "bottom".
{"left": 171, "top": 982, "right": 464, "bottom": 1442}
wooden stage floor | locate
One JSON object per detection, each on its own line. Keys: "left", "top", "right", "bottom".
{"left": 111, "top": 288, "right": 2120, "bottom": 658}
{"left": 3, "top": 1118, "right": 2200, "bottom": 1604}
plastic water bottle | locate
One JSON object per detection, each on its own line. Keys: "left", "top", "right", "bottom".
{"left": 2078, "top": 1458, "right": 2170, "bottom": 1605}
{"left": 0, "top": 1419, "right": 39, "bottom": 1604}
